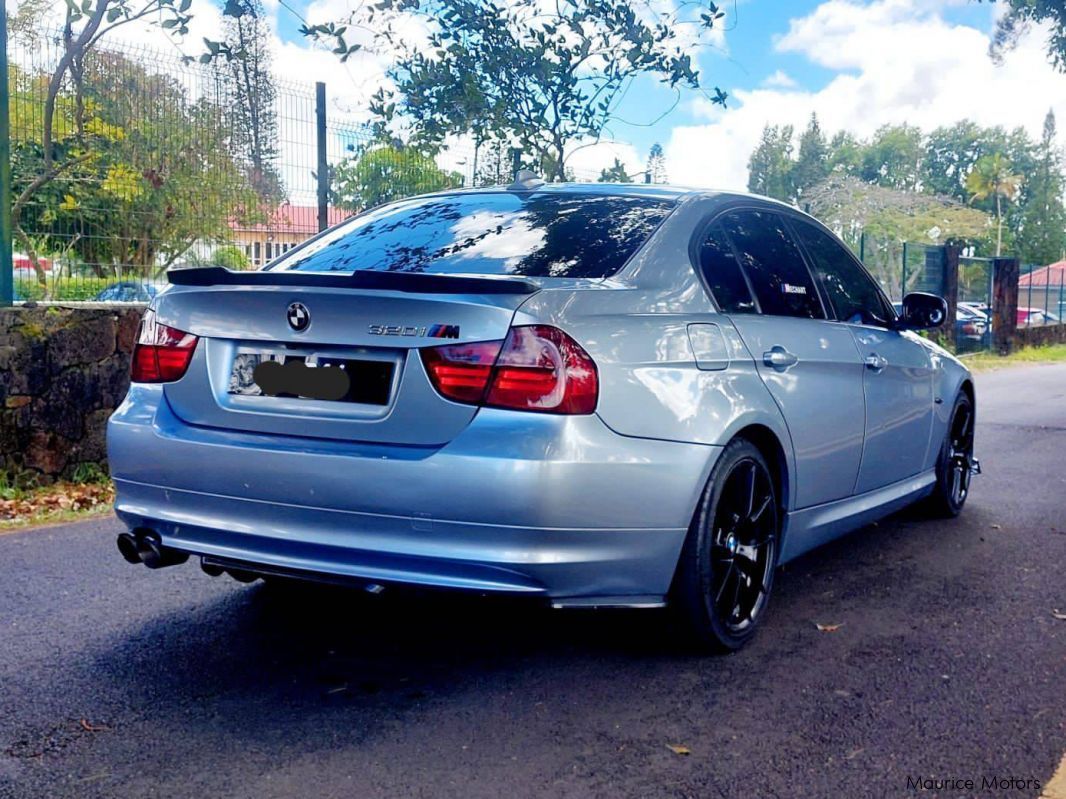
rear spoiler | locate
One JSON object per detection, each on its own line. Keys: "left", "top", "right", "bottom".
{"left": 167, "top": 266, "right": 540, "bottom": 295}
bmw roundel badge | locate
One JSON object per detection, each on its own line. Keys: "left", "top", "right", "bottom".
{"left": 287, "top": 302, "right": 310, "bottom": 332}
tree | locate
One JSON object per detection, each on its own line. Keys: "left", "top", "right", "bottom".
{"left": 597, "top": 158, "right": 631, "bottom": 183}
{"left": 647, "top": 143, "right": 668, "bottom": 184}
{"left": 966, "top": 153, "right": 1023, "bottom": 256}
{"left": 310, "top": 0, "right": 729, "bottom": 181}
{"left": 827, "top": 131, "right": 864, "bottom": 176}
{"left": 9, "top": 0, "right": 195, "bottom": 291}
{"left": 985, "top": 0, "right": 1066, "bottom": 70}
{"left": 860, "top": 125, "right": 924, "bottom": 192}
{"left": 804, "top": 174, "right": 992, "bottom": 292}
{"left": 331, "top": 144, "right": 462, "bottom": 211}
{"left": 11, "top": 51, "right": 261, "bottom": 278}
{"left": 793, "top": 113, "right": 829, "bottom": 200}
{"left": 747, "top": 124, "right": 794, "bottom": 201}
{"left": 220, "top": 0, "right": 283, "bottom": 201}
{"left": 1015, "top": 110, "right": 1066, "bottom": 264}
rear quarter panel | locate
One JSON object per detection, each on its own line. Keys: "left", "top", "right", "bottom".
{"left": 513, "top": 196, "right": 799, "bottom": 509}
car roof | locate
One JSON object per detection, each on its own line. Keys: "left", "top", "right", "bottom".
{"left": 416, "top": 181, "right": 797, "bottom": 210}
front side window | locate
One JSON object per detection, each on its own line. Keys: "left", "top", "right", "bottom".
{"left": 270, "top": 193, "right": 675, "bottom": 279}
{"left": 792, "top": 219, "right": 893, "bottom": 327}
{"left": 697, "top": 222, "right": 756, "bottom": 314}
{"left": 719, "top": 210, "right": 824, "bottom": 319}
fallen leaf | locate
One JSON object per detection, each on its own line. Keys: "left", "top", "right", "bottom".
{"left": 815, "top": 623, "right": 843, "bottom": 633}
{"left": 666, "top": 744, "right": 691, "bottom": 756}
{"left": 1052, "top": 609, "right": 1066, "bottom": 621}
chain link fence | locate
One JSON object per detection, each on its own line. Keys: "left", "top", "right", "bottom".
{"left": 7, "top": 28, "right": 598, "bottom": 303}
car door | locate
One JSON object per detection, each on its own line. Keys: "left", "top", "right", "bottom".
{"left": 701, "top": 209, "right": 866, "bottom": 509}
{"left": 789, "top": 217, "right": 934, "bottom": 494}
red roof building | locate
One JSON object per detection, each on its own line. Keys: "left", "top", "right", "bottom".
{"left": 1019, "top": 262, "right": 1066, "bottom": 288}
{"left": 229, "top": 203, "right": 351, "bottom": 267}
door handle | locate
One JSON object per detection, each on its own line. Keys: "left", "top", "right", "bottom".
{"left": 763, "top": 346, "right": 798, "bottom": 370}
{"left": 865, "top": 353, "right": 888, "bottom": 372}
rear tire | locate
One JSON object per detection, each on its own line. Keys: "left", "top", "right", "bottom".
{"left": 671, "top": 439, "right": 779, "bottom": 653}
{"left": 924, "top": 391, "right": 976, "bottom": 518}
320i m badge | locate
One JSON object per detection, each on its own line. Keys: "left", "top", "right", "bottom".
{"left": 108, "top": 173, "right": 979, "bottom": 652}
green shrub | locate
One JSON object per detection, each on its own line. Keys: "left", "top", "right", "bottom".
{"left": 70, "top": 462, "right": 109, "bottom": 484}
{"left": 15, "top": 276, "right": 134, "bottom": 302}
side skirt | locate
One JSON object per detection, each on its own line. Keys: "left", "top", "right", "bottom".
{"left": 778, "top": 470, "right": 937, "bottom": 564}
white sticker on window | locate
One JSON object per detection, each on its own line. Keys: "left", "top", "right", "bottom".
{"left": 782, "top": 283, "right": 807, "bottom": 295}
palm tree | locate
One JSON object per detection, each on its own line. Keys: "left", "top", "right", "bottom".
{"left": 965, "top": 153, "right": 1023, "bottom": 256}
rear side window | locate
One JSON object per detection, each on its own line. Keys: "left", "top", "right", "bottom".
{"left": 271, "top": 193, "right": 674, "bottom": 279}
{"left": 792, "top": 219, "right": 893, "bottom": 327}
{"left": 698, "top": 223, "right": 756, "bottom": 313}
{"left": 720, "top": 210, "right": 824, "bottom": 319}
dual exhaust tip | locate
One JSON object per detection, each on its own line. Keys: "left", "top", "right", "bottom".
{"left": 116, "top": 529, "right": 189, "bottom": 570}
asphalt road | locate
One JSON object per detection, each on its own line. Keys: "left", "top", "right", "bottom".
{"left": 2, "top": 363, "right": 1065, "bottom": 799}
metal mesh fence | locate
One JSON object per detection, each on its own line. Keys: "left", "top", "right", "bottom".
{"left": 1018, "top": 263, "right": 1066, "bottom": 328}
{"left": 957, "top": 256, "right": 994, "bottom": 353}
{"left": 8, "top": 28, "right": 597, "bottom": 303}
{"left": 852, "top": 233, "right": 943, "bottom": 303}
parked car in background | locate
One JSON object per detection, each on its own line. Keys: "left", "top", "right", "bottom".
{"left": 891, "top": 301, "right": 988, "bottom": 347}
{"left": 1017, "top": 307, "right": 1060, "bottom": 327}
{"left": 93, "top": 281, "right": 160, "bottom": 303}
{"left": 956, "top": 305, "right": 989, "bottom": 345}
{"left": 959, "top": 301, "right": 991, "bottom": 316}
{"left": 109, "top": 180, "right": 978, "bottom": 652}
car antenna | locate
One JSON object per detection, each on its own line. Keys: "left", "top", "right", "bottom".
{"left": 508, "top": 169, "right": 546, "bottom": 192}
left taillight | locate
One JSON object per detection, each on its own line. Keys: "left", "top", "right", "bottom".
{"left": 131, "top": 310, "right": 198, "bottom": 383}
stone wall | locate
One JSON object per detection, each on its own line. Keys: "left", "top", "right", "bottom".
{"left": 1015, "top": 322, "right": 1066, "bottom": 349}
{"left": 0, "top": 306, "right": 143, "bottom": 484}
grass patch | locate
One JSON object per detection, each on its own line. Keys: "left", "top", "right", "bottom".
{"left": 965, "top": 342, "right": 1066, "bottom": 372}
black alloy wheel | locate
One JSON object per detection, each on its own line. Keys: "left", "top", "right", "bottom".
{"left": 673, "top": 439, "right": 779, "bottom": 652}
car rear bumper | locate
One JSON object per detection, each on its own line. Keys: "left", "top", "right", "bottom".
{"left": 108, "top": 386, "right": 718, "bottom": 601}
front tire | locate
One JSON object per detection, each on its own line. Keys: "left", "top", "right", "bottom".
{"left": 671, "top": 439, "right": 779, "bottom": 653}
{"left": 925, "top": 391, "right": 976, "bottom": 518}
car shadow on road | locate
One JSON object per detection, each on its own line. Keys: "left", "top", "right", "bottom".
{"left": 86, "top": 501, "right": 996, "bottom": 710}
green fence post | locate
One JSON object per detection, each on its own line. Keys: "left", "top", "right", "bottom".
{"left": 1059, "top": 270, "right": 1064, "bottom": 321}
{"left": 0, "top": 9, "right": 13, "bottom": 307}
{"left": 901, "top": 242, "right": 908, "bottom": 299}
{"left": 859, "top": 232, "right": 865, "bottom": 263}
{"left": 315, "top": 82, "right": 328, "bottom": 233}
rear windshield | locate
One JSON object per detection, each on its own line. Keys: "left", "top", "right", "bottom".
{"left": 271, "top": 193, "right": 675, "bottom": 279}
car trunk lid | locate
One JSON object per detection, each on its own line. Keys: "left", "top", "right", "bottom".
{"left": 156, "top": 273, "right": 535, "bottom": 446}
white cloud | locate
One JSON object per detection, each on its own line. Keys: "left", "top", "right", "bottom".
{"left": 762, "top": 69, "right": 797, "bottom": 89}
{"left": 664, "top": 0, "right": 1066, "bottom": 191}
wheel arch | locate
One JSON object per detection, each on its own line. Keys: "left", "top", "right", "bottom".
{"left": 729, "top": 423, "right": 791, "bottom": 519}
{"left": 959, "top": 378, "right": 975, "bottom": 409}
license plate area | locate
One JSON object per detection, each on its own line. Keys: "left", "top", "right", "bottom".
{"left": 229, "top": 351, "right": 394, "bottom": 405}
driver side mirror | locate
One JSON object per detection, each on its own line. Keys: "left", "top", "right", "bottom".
{"left": 897, "top": 292, "right": 948, "bottom": 330}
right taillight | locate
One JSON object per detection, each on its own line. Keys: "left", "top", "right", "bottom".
{"left": 420, "top": 325, "right": 598, "bottom": 415}
{"left": 131, "top": 310, "right": 198, "bottom": 383}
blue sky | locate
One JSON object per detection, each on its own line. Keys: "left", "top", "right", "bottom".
{"left": 254, "top": 0, "right": 1058, "bottom": 189}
